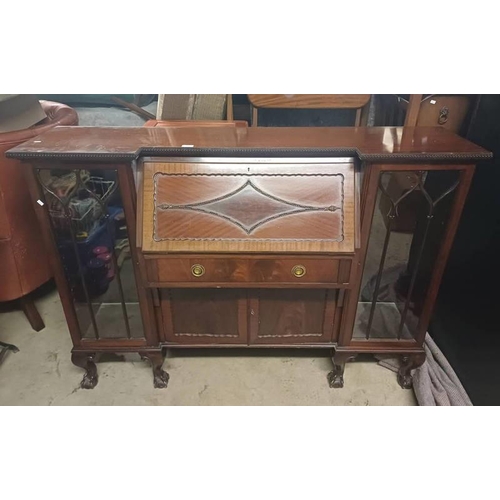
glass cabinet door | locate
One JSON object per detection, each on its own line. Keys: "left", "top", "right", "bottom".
{"left": 37, "top": 167, "right": 144, "bottom": 341}
{"left": 354, "top": 168, "right": 461, "bottom": 342}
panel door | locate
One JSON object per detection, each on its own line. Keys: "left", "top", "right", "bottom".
{"left": 160, "top": 289, "right": 248, "bottom": 345}
{"left": 249, "top": 289, "right": 339, "bottom": 345}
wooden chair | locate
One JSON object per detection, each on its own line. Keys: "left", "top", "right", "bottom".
{"left": 145, "top": 119, "right": 247, "bottom": 129}
{"left": 400, "top": 94, "right": 472, "bottom": 132}
{"left": 247, "top": 94, "right": 372, "bottom": 127}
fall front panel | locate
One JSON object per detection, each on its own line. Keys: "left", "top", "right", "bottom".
{"left": 141, "top": 160, "right": 355, "bottom": 253}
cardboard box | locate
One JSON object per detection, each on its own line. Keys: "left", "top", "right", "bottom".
{"left": 156, "top": 94, "right": 227, "bottom": 120}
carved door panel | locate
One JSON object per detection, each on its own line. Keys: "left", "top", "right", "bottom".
{"left": 160, "top": 289, "right": 248, "bottom": 345}
{"left": 141, "top": 159, "right": 355, "bottom": 253}
{"left": 248, "top": 289, "right": 339, "bottom": 345}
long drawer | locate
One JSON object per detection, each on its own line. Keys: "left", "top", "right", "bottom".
{"left": 145, "top": 256, "right": 353, "bottom": 287}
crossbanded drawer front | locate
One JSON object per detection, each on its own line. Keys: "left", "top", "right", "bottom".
{"left": 141, "top": 159, "right": 355, "bottom": 253}
{"left": 146, "top": 257, "right": 352, "bottom": 286}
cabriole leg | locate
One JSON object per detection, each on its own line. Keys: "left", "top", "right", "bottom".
{"left": 71, "top": 352, "right": 98, "bottom": 389}
{"left": 328, "top": 351, "right": 356, "bottom": 389}
{"left": 140, "top": 350, "right": 169, "bottom": 389}
{"left": 397, "top": 353, "right": 426, "bottom": 389}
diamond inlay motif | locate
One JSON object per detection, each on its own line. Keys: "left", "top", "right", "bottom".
{"left": 157, "top": 180, "right": 340, "bottom": 234}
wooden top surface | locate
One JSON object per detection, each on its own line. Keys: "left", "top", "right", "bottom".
{"left": 6, "top": 126, "right": 491, "bottom": 162}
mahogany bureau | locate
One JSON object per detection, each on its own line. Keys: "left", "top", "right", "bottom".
{"left": 6, "top": 126, "right": 491, "bottom": 390}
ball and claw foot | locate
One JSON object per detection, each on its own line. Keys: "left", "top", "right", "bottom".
{"left": 397, "top": 354, "right": 426, "bottom": 390}
{"left": 140, "top": 352, "right": 169, "bottom": 389}
{"left": 71, "top": 353, "right": 98, "bottom": 390}
{"left": 327, "top": 370, "right": 344, "bottom": 388}
{"left": 153, "top": 367, "right": 170, "bottom": 389}
{"left": 327, "top": 351, "right": 354, "bottom": 389}
{"left": 81, "top": 368, "right": 98, "bottom": 390}
{"left": 397, "top": 372, "right": 413, "bottom": 390}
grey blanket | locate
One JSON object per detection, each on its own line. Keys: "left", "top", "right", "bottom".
{"left": 361, "top": 265, "right": 472, "bottom": 406}
{"left": 377, "top": 335, "right": 472, "bottom": 406}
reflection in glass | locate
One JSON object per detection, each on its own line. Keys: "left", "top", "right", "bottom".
{"left": 38, "top": 168, "right": 144, "bottom": 340}
{"left": 354, "top": 170, "right": 460, "bottom": 341}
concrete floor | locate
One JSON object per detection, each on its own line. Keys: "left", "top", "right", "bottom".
{"left": 0, "top": 286, "right": 416, "bottom": 406}
{"left": 0, "top": 103, "right": 417, "bottom": 406}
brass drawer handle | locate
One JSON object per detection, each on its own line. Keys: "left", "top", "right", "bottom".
{"left": 292, "top": 265, "right": 306, "bottom": 278}
{"left": 191, "top": 264, "right": 205, "bottom": 277}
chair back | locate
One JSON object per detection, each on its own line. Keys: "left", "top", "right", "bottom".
{"left": 247, "top": 94, "right": 371, "bottom": 126}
